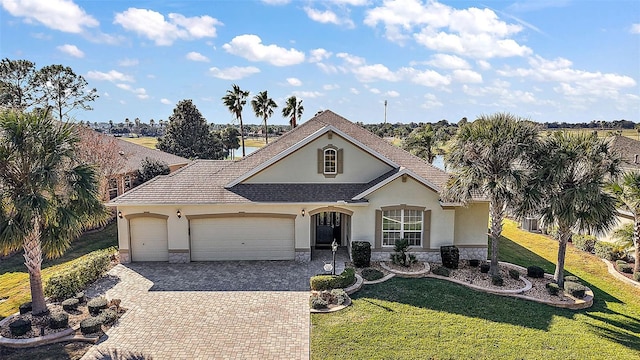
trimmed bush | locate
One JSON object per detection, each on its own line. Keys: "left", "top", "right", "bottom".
{"left": 508, "top": 269, "right": 520, "bottom": 280}
{"left": 351, "top": 241, "right": 371, "bottom": 268}
{"left": 310, "top": 268, "right": 355, "bottom": 291}
{"left": 594, "top": 241, "right": 625, "bottom": 261}
{"left": 87, "top": 297, "right": 108, "bottom": 316}
{"left": 390, "top": 238, "right": 417, "bottom": 267}
{"left": 330, "top": 289, "right": 348, "bottom": 306}
{"left": 564, "top": 276, "right": 581, "bottom": 283}
{"left": 361, "top": 268, "right": 384, "bottom": 281}
{"left": 62, "top": 298, "right": 79, "bottom": 311}
{"left": 310, "top": 296, "right": 328, "bottom": 310}
{"left": 49, "top": 312, "right": 69, "bottom": 329}
{"left": 564, "top": 281, "right": 587, "bottom": 299}
{"left": 527, "top": 266, "right": 545, "bottom": 278}
{"left": 616, "top": 260, "right": 628, "bottom": 266}
{"left": 491, "top": 275, "right": 504, "bottom": 286}
{"left": 75, "top": 292, "right": 86, "bottom": 303}
{"left": 572, "top": 234, "right": 597, "bottom": 253}
{"left": 19, "top": 301, "right": 32, "bottom": 315}
{"left": 99, "top": 309, "right": 118, "bottom": 324}
{"left": 80, "top": 317, "right": 103, "bottom": 334}
{"left": 546, "top": 282, "right": 560, "bottom": 296}
{"left": 432, "top": 266, "right": 450, "bottom": 277}
{"left": 634, "top": 272, "right": 640, "bottom": 282}
{"left": 480, "top": 263, "right": 490, "bottom": 273}
{"left": 468, "top": 259, "right": 480, "bottom": 267}
{"left": 440, "top": 245, "right": 460, "bottom": 269}
{"left": 9, "top": 319, "right": 32, "bottom": 336}
{"left": 44, "top": 247, "right": 116, "bottom": 300}
{"left": 618, "top": 263, "right": 633, "bottom": 274}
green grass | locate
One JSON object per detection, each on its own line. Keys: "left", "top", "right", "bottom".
{"left": 0, "top": 223, "right": 117, "bottom": 318}
{"left": 121, "top": 136, "right": 158, "bottom": 149}
{"left": 311, "top": 219, "right": 640, "bottom": 359}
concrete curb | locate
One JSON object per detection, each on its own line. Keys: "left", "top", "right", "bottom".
{"left": 602, "top": 258, "right": 640, "bottom": 288}
{"left": 362, "top": 273, "right": 395, "bottom": 285}
{"left": 344, "top": 274, "right": 364, "bottom": 295}
{"left": 379, "top": 262, "right": 430, "bottom": 278}
{"left": 310, "top": 297, "right": 352, "bottom": 314}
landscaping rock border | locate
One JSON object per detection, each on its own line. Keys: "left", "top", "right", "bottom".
{"left": 310, "top": 297, "right": 352, "bottom": 314}
{"left": 380, "top": 261, "right": 430, "bottom": 278}
{"left": 602, "top": 259, "right": 640, "bottom": 288}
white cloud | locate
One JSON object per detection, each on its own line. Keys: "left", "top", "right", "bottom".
{"left": 426, "top": 54, "right": 470, "bottom": 69}
{"left": 309, "top": 48, "right": 332, "bottom": 62}
{"left": 160, "top": 98, "right": 172, "bottom": 105}
{"left": 369, "top": 88, "right": 381, "bottom": 94}
{"left": 323, "top": 84, "right": 340, "bottom": 90}
{"left": 87, "top": 70, "right": 134, "bottom": 83}
{"left": 209, "top": 66, "right": 260, "bottom": 80}
{"left": 222, "top": 34, "right": 305, "bottom": 66}
{"left": 185, "top": 51, "right": 209, "bottom": 62}
{"left": 414, "top": 30, "right": 531, "bottom": 59}
{"left": 292, "top": 91, "right": 324, "bottom": 98}
{"left": 118, "top": 58, "right": 139, "bottom": 67}
{"left": 1, "top": 0, "right": 98, "bottom": 33}
{"left": 287, "top": 77, "right": 302, "bottom": 86}
{"left": 114, "top": 8, "right": 222, "bottom": 46}
{"left": 422, "top": 93, "right": 443, "bottom": 109}
{"left": 57, "top": 44, "right": 84, "bottom": 58}
{"left": 316, "top": 63, "right": 338, "bottom": 74}
{"left": 333, "top": 0, "right": 369, "bottom": 5}
{"left": 385, "top": 90, "right": 400, "bottom": 97}
{"left": 350, "top": 87, "right": 360, "bottom": 94}
{"left": 477, "top": 59, "right": 491, "bottom": 70}
{"left": 116, "top": 83, "right": 148, "bottom": 99}
{"left": 452, "top": 69, "right": 483, "bottom": 83}
{"left": 404, "top": 68, "right": 451, "bottom": 87}
{"left": 631, "top": 23, "right": 640, "bottom": 34}
{"left": 304, "top": 7, "right": 354, "bottom": 28}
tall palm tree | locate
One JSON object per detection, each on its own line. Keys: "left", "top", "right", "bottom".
{"left": 607, "top": 171, "right": 640, "bottom": 273}
{"left": 222, "top": 84, "right": 250, "bottom": 157}
{"left": 282, "top": 96, "right": 304, "bottom": 129}
{"left": 444, "top": 113, "right": 540, "bottom": 276}
{"left": 403, "top": 124, "right": 437, "bottom": 163}
{"left": 251, "top": 90, "right": 278, "bottom": 145}
{"left": 527, "top": 132, "right": 620, "bottom": 287}
{"left": 0, "top": 110, "right": 107, "bottom": 315}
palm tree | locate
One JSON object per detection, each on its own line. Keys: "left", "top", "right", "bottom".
{"left": 527, "top": 132, "right": 620, "bottom": 287}
{"left": 222, "top": 84, "right": 250, "bottom": 157}
{"left": 607, "top": 171, "right": 640, "bottom": 273}
{"left": 403, "top": 124, "right": 437, "bottom": 163}
{"left": 444, "top": 113, "right": 540, "bottom": 276}
{"left": 251, "top": 90, "right": 278, "bottom": 145}
{"left": 0, "top": 110, "right": 107, "bottom": 315}
{"left": 282, "top": 96, "right": 304, "bottom": 129}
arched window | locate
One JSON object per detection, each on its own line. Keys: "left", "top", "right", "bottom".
{"left": 324, "top": 148, "right": 337, "bottom": 174}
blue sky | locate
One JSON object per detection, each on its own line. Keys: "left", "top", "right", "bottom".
{"left": 1, "top": 0, "right": 638, "bottom": 125}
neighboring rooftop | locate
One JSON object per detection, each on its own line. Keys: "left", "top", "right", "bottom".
{"left": 116, "top": 138, "right": 191, "bottom": 174}
{"left": 610, "top": 135, "right": 640, "bottom": 170}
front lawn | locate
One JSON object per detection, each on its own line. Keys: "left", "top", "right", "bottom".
{"left": 311, "top": 219, "right": 640, "bottom": 359}
{"left": 0, "top": 223, "right": 117, "bottom": 319}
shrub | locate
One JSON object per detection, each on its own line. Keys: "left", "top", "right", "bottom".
{"left": 564, "top": 281, "right": 587, "bottom": 299}
{"left": 310, "top": 268, "right": 355, "bottom": 291}
{"left": 361, "top": 268, "right": 384, "bottom": 281}
{"left": 491, "top": 275, "right": 504, "bottom": 286}
{"left": 527, "top": 266, "right": 545, "bottom": 278}
{"left": 634, "top": 272, "right": 640, "bottom": 282}
{"left": 75, "top": 292, "right": 86, "bottom": 303}
{"left": 80, "top": 317, "right": 103, "bottom": 334}
{"left": 432, "top": 266, "right": 450, "bottom": 277}
{"left": 9, "top": 319, "right": 32, "bottom": 336}
{"left": 616, "top": 260, "right": 628, "bottom": 266}
{"left": 480, "top": 263, "right": 490, "bottom": 273}
{"left": 330, "top": 289, "right": 348, "bottom": 306}
{"left": 99, "top": 309, "right": 118, "bottom": 324}
{"left": 351, "top": 241, "right": 371, "bottom": 268}
{"left": 62, "top": 298, "right": 79, "bottom": 311}
{"left": 468, "top": 259, "right": 480, "bottom": 267}
{"left": 44, "top": 247, "right": 116, "bottom": 300}
{"left": 618, "top": 263, "right": 633, "bottom": 274}
{"left": 594, "top": 241, "right": 625, "bottom": 261}
{"left": 508, "top": 269, "right": 520, "bottom": 280}
{"left": 572, "top": 234, "right": 597, "bottom": 253}
{"left": 390, "top": 238, "right": 417, "bottom": 267}
{"left": 546, "top": 282, "right": 560, "bottom": 296}
{"left": 88, "top": 297, "right": 108, "bottom": 316}
{"left": 440, "top": 245, "right": 460, "bottom": 269}
{"left": 49, "top": 312, "right": 69, "bottom": 329}
{"left": 19, "top": 301, "right": 32, "bottom": 315}
{"left": 309, "top": 295, "right": 328, "bottom": 310}
{"left": 564, "top": 276, "right": 580, "bottom": 283}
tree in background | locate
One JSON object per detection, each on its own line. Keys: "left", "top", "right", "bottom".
{"left": 0, "top": 110, "right": 108, "bottom": 315}
{"left": 282, "top": 96, "right": 304, "bottom": 129}
{"left": 34, "top": 64, "right": 98, "bottom": 121}
{"left": 403, "top": 124, "right": 437, "bottom": 163}
{"left": 158, "top": 99, "right": 224, "bottom": 160}
{"left": 444, "top": 113, "right": 540, "bottom": 276}
{"left": 0, "top": 58, "right": 40, "bottom": 111}
{"left": 222, "top": 84, "right": 250, "bottom": 157}
{"left": 251, "top": 90, "right": 278, "bottom": 144}
{"left": 607, "top": 171, "right": 640, "bottom": 273}
{"left": 221, "top": 126, "right": 241, "bottom": 159}
{"left": 138, "top": 157, "right": 170, "bottom": 183}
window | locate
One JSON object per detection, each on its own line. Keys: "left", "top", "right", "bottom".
{"left": 107, "top": 178, "right": 118, "bottom": 199}
{"left": 382, "top": 209, "right": 422, "bottom": 247}
{"left": 324, "top": 148, "right": 337, "bottom": 174}
{"left": 123, "top": 175, "right": 132, "bottom": 192}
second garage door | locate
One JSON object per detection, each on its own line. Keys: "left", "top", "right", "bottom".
{"left": 190, "top": 216, "right": 295, "bottom": 261}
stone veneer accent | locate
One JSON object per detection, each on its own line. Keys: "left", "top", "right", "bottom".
{"left": 119, "top": 249, "right": 131, "bottom": 264}
{"left": 295, "top": 250, "right": 311, "bottom": 263}
{"left": 169, "top": 250, "right": 190, "bottom": 263}
{"left": 371, "top": 247, "right": 488, "bottom": 263}
{"left": 459, "top": 247, "right": 488, "bottom": 261}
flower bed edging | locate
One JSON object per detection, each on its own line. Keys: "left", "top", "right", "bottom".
{"left": 602, "top": 259, "right": 640, "bottom": 288}
{"left": 310, "top": 297, "right": 352, "bottom": 314}
{"left": 0, "top": 326, "right": 75, "bottom": 349}
{"left": 362, "top": 273, "right": 395, "bottom": 285}
{"left": 426, "top": 273, "right": 532, "bottom": 295}
{"left": 379, "top": 262, "right": 430, "bottom": 278}
{"left": 344, "top": 274, "right": 364, "bottom": 295}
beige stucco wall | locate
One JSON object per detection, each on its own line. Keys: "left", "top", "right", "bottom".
{"left": 454, "top": 202, "right": 490, "bottom": 246}
{"left": 598, "top": 213, "right": 634, "bottom": 243}
{"left": 245, "top": 132, "right": 393, "bottom": 184}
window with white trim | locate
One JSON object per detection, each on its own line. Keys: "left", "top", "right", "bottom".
{"left": 107, "top": 178, "right": 118, "bottom": 199}
{"left": 324, "top": 148, "right": 337, "bottom": 174}
{"left": 123, "top": 175, "right": 132, "bottom": 192}
{"left": 382, "top": 209, "right": 422, "bottom": 246}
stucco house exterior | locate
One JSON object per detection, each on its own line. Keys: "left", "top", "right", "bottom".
{"left": 109, "top": 110, "right": 489, "bottom": 263}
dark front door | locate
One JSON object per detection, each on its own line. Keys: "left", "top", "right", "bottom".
{"left": 316, "top": 212, "right": 341, "bottom": 247}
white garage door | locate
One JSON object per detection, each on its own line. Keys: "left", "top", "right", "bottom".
{"left": 130, "top": 217, "right": 169, "bottom": 261}
{"left": 190, "top": 217, "right": 295, "bottom": 261}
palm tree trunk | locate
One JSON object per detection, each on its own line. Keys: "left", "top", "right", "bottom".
{"left": 239, "top": 116, "right": 245, "bottom": 157}
{"left": 634, "top": 216, "right": 640, "bottom": 273}
{"left": 264, "top": 117, "right": 268, "bottom": 145}
{"left": 489, "top": 199, "right": 504, "bottom": 276}
{"left": 554, "top": 227, "right": 571, "bottom": 288}
{"left": 23, "top": 222, "right": 48, "bottom": 315}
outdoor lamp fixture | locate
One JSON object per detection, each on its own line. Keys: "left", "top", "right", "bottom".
{"left": 117, "top": 211, "right": 123, "bottom": 219}
{"left": 301, "top": 209, "right": 305, "bottom": 217}
{"left": 331, "top": 239, "right": 338, "bottom": 275}
{"left": 176, "top": 210, "right": 182, "bottom": 219}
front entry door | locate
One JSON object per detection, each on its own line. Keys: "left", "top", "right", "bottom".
{"left": 316, "top": 212, "right": 341, "bottom": 247}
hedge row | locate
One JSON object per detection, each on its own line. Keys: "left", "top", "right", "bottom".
{"left": 44, "top": 247, "right": 116, "bottom": 300}
{"left": 310, "top": 268, "right": 355, "bottom": 291}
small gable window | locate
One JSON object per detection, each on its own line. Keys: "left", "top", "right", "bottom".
{"left": 317, "top": 145, "right": 343, "bottom": 177}
{"left": 324, "top": 148, "right": 337, "bottom": 174}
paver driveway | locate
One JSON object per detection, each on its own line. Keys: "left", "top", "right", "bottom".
{"left": 81, "top": 250, "right": 349, "bottom": 360}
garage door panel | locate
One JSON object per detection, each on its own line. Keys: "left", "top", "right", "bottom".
{"left": 190, "top": 217, "right": 294, "bottom": 261}
{"left": 130, "top": 217, "right": 168, "bottom": 262}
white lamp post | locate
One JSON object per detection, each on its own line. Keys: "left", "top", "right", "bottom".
{"left": 331, "top": 239, "right": 338, "bottom": 275}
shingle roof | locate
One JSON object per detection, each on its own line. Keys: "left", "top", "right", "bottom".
{"left": 116, "top": 138, "right": 190, "bottom": 173}
{"left": 610, "top": 135, "right": 640, "bottom": 170}
{"left": 108, "top": 110, "right": 449, "bottom": 205}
